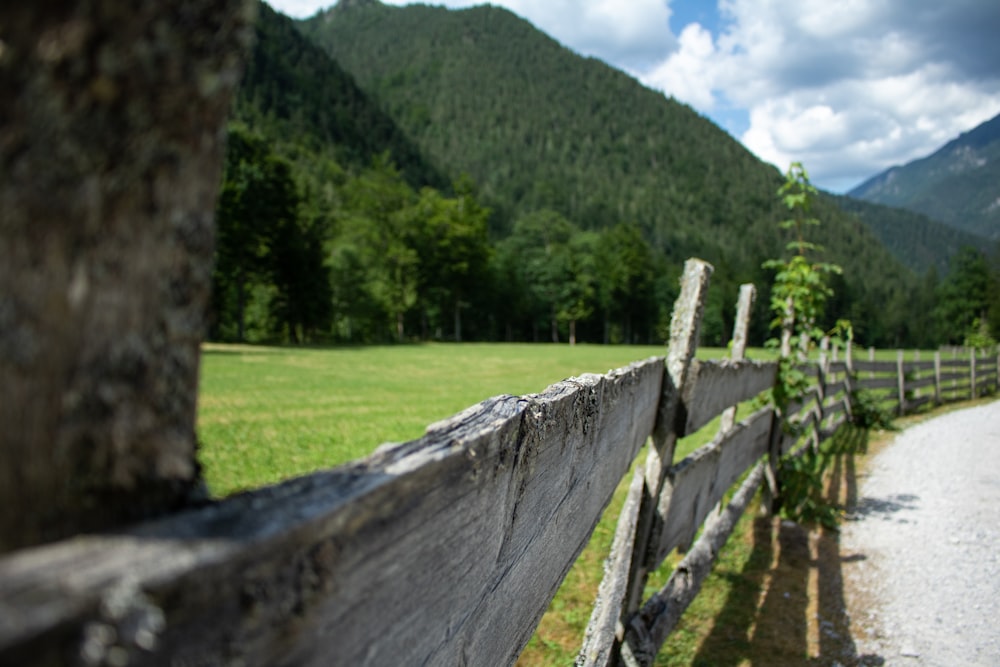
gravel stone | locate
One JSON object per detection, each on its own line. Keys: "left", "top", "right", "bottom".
{"left": 842, "top": 400, "right": 1000, "bottom": 666}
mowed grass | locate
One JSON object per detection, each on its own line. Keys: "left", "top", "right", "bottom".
{"left": 197, "top": 342, "right": 705, "bottom": 496}
{"left": 197, "top": 341, "right": 770, "bottom": 664}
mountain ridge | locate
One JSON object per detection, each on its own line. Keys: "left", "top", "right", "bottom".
{"left": 848, "top": 112, "right": 1000, "bottom": 240}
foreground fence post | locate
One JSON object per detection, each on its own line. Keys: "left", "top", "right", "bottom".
{"left": 576, "top": 260, "right": 712, "bottom": 667}
{"left": 0, "top": 2, "right": 254, "bottom": 553}
{"left": 624, "top": 260, "right": 712, "bottom": 616}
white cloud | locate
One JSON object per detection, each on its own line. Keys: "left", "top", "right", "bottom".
{"left": 642, "top": 23, "right": 718, "bottom": 111}
{"left": 265, "top": 0, "right": 333, "bottom": 18}
{"left": 635, "top": 0, "right": 1000, "bottom": 191}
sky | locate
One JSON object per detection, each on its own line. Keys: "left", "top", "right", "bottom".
{"left": 267, "top": 0, "right": 1000, "bottom": 193}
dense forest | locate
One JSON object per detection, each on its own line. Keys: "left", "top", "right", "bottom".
{"left": 209, "top": 1, "right": 999, "bottom": 350}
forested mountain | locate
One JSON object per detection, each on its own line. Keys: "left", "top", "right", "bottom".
{"left": 209, "top": 1, "right": 997, "bottom": 349}
{"left": 849, "top": 112, "right": 1000, "bottom": 241}
{"left": 233, "top": 1, "right": 444, "bottom": 189}
{"left": 297, "top": 1, "right": 924, "bottom": 345}
{"left": 833, "top": 196, "right": 986, "bottom": 275}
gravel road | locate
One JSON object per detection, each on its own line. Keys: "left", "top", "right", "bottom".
{"left": 841, "top": 400, "right": 1000, "bottom": 666}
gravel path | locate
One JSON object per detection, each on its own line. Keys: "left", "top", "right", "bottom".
{"left": 842, "top": 400, "right": 1000, "bottom": 666}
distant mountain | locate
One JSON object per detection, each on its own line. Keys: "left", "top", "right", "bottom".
{"left": 234, "top": 1, "right": 445, "bottom": 189}
{"left": 849, "top": 113, "right": 1000, "bottom": 241}
{"left": 833, "top": 196, "right": 986, "bottom": 275}
{"left": 299, "top": 0, "right": 925, "bottom": 344}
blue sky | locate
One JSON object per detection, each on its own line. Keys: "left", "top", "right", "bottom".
{"left": 267, "top": 0, "right": 1000, "bottom": 193}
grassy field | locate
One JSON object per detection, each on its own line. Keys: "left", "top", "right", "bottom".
{"left": 195, "top": 341, "right": 904, "bottom": 665}
{"left": 197, "top": 342, "right": 735, "bottom": 496}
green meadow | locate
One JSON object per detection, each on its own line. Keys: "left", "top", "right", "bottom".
{"left": 196, "top": 341, "right": 744, "bottom": 663}
{"left": 197, "top": 341, "right": 922, "bottom": 664}
{"left": 198, "top": 342, "right": 690, "bottom": 496}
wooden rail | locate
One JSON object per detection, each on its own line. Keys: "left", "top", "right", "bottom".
{"left": 1, "top": 260, "right": 997, "bottom": 667}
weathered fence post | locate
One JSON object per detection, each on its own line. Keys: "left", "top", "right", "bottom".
{"left": 625, "top": 260, "right": 712, "bottom": 615}
{"left": 0, "top": 1, "right": 254, "bottom": 552}
{"left": 576, "top": 259, "right": 712, "bottom": 667}
{"left": 934, "top": 350, "right": 942, "bottom": 405}
{"left": 970, "top": 348, "right": 977, "bottom": 398}
{"left": 718, "top": 284, "right": 756, "bottom": 434}
{"left": 712, "top": 284, "right": 757, "bottom": 519}
{"left": 896, "top": 350, "right": 906, "bottom": 415}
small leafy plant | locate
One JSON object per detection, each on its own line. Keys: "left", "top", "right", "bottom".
{"left": 763, "top": 163, "right": 852, "bottom": 527}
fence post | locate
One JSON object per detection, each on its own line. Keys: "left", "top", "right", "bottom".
{"left": 869, "top": 346, "right": 876, "bottom": 380}
{"left": 0, "top": 2, "right": 253, "bottom": 553}
{"left": 718, "top": 284, "right": 756, "bottom": 434}
{"left": 709, "top": 284, "right": 757, "bottom": 521}
{"left": 623, "top": 259, "right": 712, "bottom": 619}
{"left": 897, "top": 350, "right": 906, "bottom": 415}
{"left": 934, "top": 350, "right": 942, "bottom": 406}
{"left": 953, "top": 347, "right": 959, "bottom": 394}
{"left": 971, "top": 348, "right": 977, "bottom": 399}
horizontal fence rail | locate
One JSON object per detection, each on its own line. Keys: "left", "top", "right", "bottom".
{"left": 1, "top": 259, "right": 997, "bottom": 667}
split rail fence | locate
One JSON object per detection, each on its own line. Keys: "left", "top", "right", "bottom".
{"left": 1, "top": 259, "right": 997, "bottom": 667}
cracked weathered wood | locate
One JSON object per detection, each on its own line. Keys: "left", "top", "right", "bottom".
{"left": 0, "top": 358, "right": 662, "bottom": 667}
{"left": 0, "top": 0, "right": 255, "bottom": 552}
{"left": 623, "top": 259, "right": 713, "bottom": 620}
{"left": 576, "top": 465, "right": 646, "bottom": 667}
{"left": 718, "top": 284, "right": 756, "bottom": 435}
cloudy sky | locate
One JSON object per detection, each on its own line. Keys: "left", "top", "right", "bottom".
{"left": 268, "top": 0, "right": 1000, "bottom": 193}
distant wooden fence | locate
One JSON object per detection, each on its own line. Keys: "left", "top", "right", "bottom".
{"left": 1, "top": 260, "right": 997, "bottom": 667}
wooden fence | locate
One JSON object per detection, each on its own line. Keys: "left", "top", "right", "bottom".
{"left": 1, "top": 259, "right": 997, "bottom": 667}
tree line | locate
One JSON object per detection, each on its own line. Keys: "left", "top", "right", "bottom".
{"left": 209, "top": 126, "right": 999, "bottom": 350}
{"left": 210, "top": 126, "right": 681, "bottom": 346}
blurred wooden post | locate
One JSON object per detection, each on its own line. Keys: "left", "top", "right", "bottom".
{"left": 970, "top": 349, "right": 977, "bottom": 399}
{"left": 896, "top": 350, "right": 906, "bottom": 415}
{"left": 0, "top": 0, "right": 254, "bottom": 552}
{"left": 719, "top": 284, "right": 756, "bottom": 434}
{"left": 934, "top": 350, "right": 942, "bottom": 405}
{"left": 714, "top": 284, "right": 756, "bottom": 517}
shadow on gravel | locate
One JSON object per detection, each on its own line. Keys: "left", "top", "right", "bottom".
{"left": 690, "top": 428, "right": 888, "bottom": 666}
{"left": 846, "top": 494, "right": 920, "bottom": 521}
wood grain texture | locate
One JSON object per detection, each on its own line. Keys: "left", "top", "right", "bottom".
{"left": 576, "top": 466, "right": 646, "bottom": 667}
{"left": 680, "top": 359, "right": 777, "bottom": 436}
{"left": 652, "top": 408, "right": 772, "bottom": 565}
{"left": 0, "top": 358, "right": 663, "bottom": 667}
{"left": 718, "top": 284, "right": 757, "bottom": 435}
{"left": 0, "top": 0, "right": 255, "bottom": 553}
